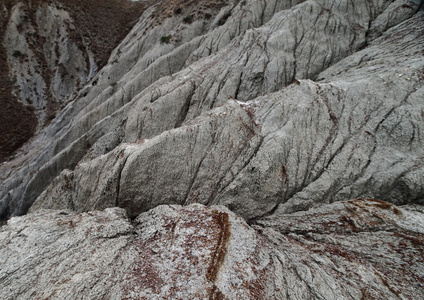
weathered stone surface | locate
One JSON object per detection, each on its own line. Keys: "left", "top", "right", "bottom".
{"left": 4, "top": 1, "right": 93, "bottom": 125}
{"left": 367, "top": 0, "right": 423, "bottom": 41}
{"left": 0, "top": 0, "right": 147, "bottom": 160}
{"left": 1, "top": 200, "right": 423, "bottom": 299}
{"left": 0, "top": 1, "right": 423, "bottom": 297}
{"left": 27, "top": 6, "right": 424, "bottom": 221}
{"left": 2, "top": 0, "right": 423, "bottom": 220}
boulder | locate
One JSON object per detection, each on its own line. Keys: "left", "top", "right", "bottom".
{"left": 1, "top": 200, "right": 423, "bottom": 299}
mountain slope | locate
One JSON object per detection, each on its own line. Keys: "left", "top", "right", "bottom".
{"left": 1, "top": 0, "right": 423, "bottom": 220}
{"left": 0, "top": 0, "right": 423, "bottom": 298}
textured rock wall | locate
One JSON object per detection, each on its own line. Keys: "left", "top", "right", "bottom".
{"left": 2, "top": 0, "right": 424, "bottom": 220}
{"left": 24, "top": 1, "right": 424, "bottom": 222}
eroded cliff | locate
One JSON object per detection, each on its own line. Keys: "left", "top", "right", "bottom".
{"left": 0, "top": 0, "right": 423, "bottom": 298}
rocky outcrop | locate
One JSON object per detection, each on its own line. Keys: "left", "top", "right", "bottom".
{"left": 1, "top": 200, "right": 423, "bottom": 299}
{"left": 24, "top": 3, "right": 424, "bottom": 222}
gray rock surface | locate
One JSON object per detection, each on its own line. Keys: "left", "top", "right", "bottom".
{"left": 0, "top": 1, "right": 424, "bottom": 297}
{"left": 1, "top": 200, "right": 424, "bottom": 299}
{"left": 27, "top": 5, "right": 424, "bottom": 221}
{"left": 2, "top": 0, "right": 424, "bottom": 220}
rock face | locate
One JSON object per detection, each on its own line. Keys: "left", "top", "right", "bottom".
{"left": 20, "top": 0, "right": 424, "bottom": 221}
{"left": 1, "top": 200, "right": 423, "bottom": 299}
{"left": 0, "top": 0, "right": 424, "bottom": 297}
{"left": 1, "top": 0, "right": 424, "bottom": 220}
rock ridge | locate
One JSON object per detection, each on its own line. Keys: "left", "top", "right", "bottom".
{"left": 2, "top": 0, "right": 424, "bottom": 220}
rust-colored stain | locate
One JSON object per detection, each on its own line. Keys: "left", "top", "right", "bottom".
{"left": 205, "top": 210, "right": 230, "bottom": 299}
{"left": 350, "top": 198, "right": 403, "bottom": 216}
{"left": 122, "top": 207, "right": 232, "bottom": 299}
{"left": 206, "top": 211, "right": 230, "bottom": 282}
{"left": 280, "top": 164, "right": 289, "bottom": 183}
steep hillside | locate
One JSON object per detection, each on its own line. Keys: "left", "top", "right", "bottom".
{"left": 0, "top": 0, "right": 423, "bottom": 297}
{"left": 1, "top": 0, "right": 422, "bottom": 219}
{"left": 0, "top": 0, "right": 147, "bottom": 161}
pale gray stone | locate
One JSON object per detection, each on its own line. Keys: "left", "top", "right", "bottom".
{"left": 3, "top": 0, "right": 423, "bottom": 220}
{"left": 1, "top": 200, "right": 423, "bottom": 299}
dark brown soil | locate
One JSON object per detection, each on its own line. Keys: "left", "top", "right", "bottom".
{"left": 57, "top": 0, "right": 149, "bottom": 67}
{"left": 0, "top": 0, "right": 149, "bottom": 162}
{"left": 0, "top": 0, "right": 37, "bottom": 162}
{"left": 151, "top": 0, "right": 230, "bottom": 26}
